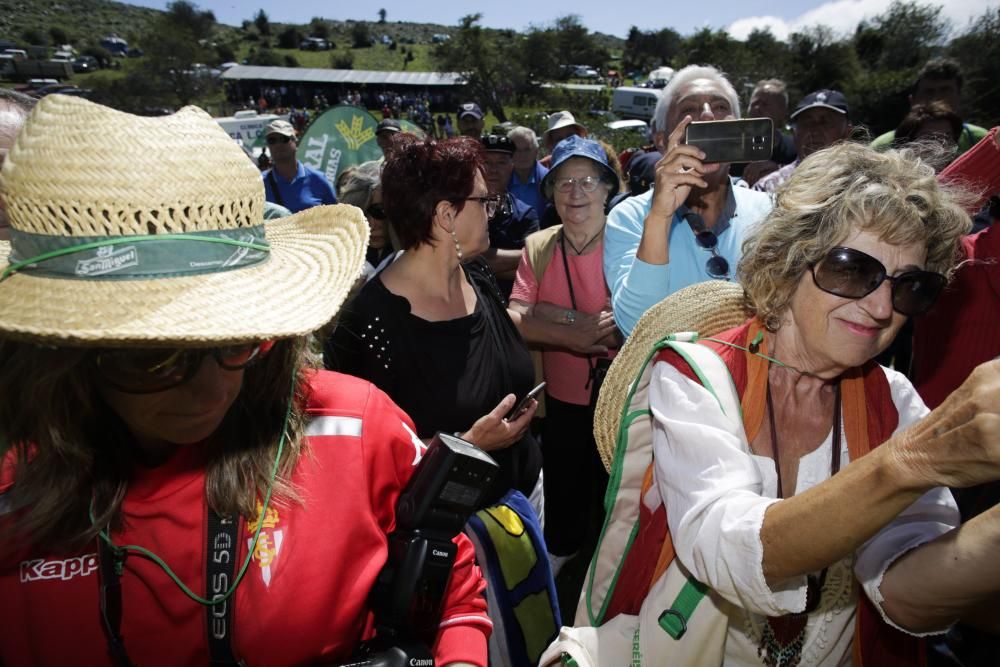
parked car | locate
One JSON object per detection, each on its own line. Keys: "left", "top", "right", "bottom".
{"left": 611, "top": 86, "right": 662, "bottom": 121}
{"left": 606, "top": 119, "right": 651, "bottom": 143}
{"left": 573, "top": 66, "right": 600, "bottom": 79}
{"left": 299, "top": 37, "right": 330, "bottom": 51}
{"left": 72, "top": 55, "right": 99, "bottom": 72}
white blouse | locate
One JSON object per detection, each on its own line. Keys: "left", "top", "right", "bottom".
{"left": 649, "top": 361, "right": 959, "bottom": 666}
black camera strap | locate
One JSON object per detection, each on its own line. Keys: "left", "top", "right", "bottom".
{"left": 206, "top": 510, "right": 244, "bottom": 666}
{"left": 97, "top": 508, "right": 243, "bottom": 666}
{"left": 267, "top": 170, "right": 286, "bottom": 208}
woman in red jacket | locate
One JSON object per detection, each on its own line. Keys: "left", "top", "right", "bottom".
{"left": 0, "top": 95, "right": 489, "bottom": 667}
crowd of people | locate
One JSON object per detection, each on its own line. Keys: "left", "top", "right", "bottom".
{"left": 0, "top": 52, "right": 997, "bottom": 667}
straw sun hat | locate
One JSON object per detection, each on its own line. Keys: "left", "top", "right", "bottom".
{"left": 593, "top": 280, "right": 750, "bottom": 472}
{"left": 0, "top": 95, "right": 368, "bottom": 347}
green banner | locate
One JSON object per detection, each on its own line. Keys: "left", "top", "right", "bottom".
{"left": 297, "top": 105, "right": 383, "bottom": 182}
{"left": 398, "top": 119, "right": 427, "bottom": 139}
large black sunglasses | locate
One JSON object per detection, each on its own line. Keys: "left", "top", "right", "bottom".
{"left": 811, "top": 247, "right": 946, "bottom": 316}
{"left": 94, "top": 344, "right": 262, "bottom": 394}
{"left": 366, "top": 203, "right": 387, "bottom": 220}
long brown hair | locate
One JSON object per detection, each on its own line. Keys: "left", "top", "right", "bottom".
{"left": 0, "top": 338, "right": 307, "bottom": 552}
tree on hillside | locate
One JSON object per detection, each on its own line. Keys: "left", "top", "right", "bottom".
{"left": 433, "top": 14, "right": 524, "bottom": 122}
{"left": 310, "top": 18, "right": 330, "bottom": 39}
{"left": 786, "top": 26, "right": 860, "bottom": 97}
{"left": 378, "top": 9, "right": 387, "bottom": 24}
{"left": 167, "top": 0, "right": 216, "bottom": 42}
{"left": 91, "top": 1, "right": 219, "bottom": 111}
{"left": 278, "top": 27, "right": 303, "bottom": 49}
{"left": 352, "top": 22, "right": 372, "bottom": 48}
{"left": 948, "top": 6, "right": 1000, "bottom": 127}
{"left": 853, "top": 1, "right": 947, "bottom": 72}
{"left": 552, "top": 15, "right": 609, "bottom": 70}
{"left": 254, "top": 9, "right": 271, "bottom": 37}
{"left": 520, "top": 27, "right": 562, "bottom": 83}
{"left": 622, "top": 26, "right": 683, "bottom": 75}
{"left": 49, "top": 27, "right": 71, "bottom": 46}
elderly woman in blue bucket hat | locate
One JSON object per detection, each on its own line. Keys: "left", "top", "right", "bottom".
{"left": 508, "top": 135, "right": 624, "bottom": 579}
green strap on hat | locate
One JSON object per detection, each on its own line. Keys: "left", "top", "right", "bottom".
{"left": 1, "top": 226, "right": 270, "bottom": 282}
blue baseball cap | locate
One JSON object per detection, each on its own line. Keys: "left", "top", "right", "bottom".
{"left": 541, "top": 135, "right": 620, "bottom": 200}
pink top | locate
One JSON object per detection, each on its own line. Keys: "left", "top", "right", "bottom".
{"left": 511, "top": 239, "right": 617, "bottom": 405}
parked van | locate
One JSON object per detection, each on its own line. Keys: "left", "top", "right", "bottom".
{"left": 611, "top": 86, "right": 662, "bottom": 121}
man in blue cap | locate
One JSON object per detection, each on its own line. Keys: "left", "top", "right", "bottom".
{"left": 754, "top": 89, "right": 853, "bottom": 194}
{"left": 480, "top": 133, "right": 539, "bottom": 301}
{"left": 457, "top": 102, "right": 485, "bottom": 138}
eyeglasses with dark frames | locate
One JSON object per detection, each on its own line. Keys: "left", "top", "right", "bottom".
{"left": 94, "top": 344, "right": 263, "bottom": 394}
{"left": 266, "top": 135, "right": 292, "bottom": 145}
{"left": 464, "top": 195, "right": 502, "bottom": 218}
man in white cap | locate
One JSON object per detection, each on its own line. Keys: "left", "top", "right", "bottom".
{"left": 261, "top": 119, "right": 337, "bottom": 213}
{"left": 540, "top": 111, "right": 588, "bottom": 167}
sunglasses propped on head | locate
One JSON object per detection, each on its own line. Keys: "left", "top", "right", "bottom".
{"left": 811, "top": 247, "right": 946, "bottom": 316}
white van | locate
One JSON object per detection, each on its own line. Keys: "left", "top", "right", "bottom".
{"left": 611, "top": 86, "right": 662, "bottom": 121}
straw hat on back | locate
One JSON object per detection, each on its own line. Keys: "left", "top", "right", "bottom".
{"left": 0, "top": 95, "right": 368, "bottom": 347}
{"left": 592, "top": 280, "right": 750, "bottom": 472}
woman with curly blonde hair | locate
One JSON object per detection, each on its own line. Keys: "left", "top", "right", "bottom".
{"left": 637, "top": 141, "right": 1000, "bottom": 666}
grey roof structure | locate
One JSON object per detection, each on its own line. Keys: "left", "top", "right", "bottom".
{"left": 221, "top": 65, "right": 465, "bottom": 87}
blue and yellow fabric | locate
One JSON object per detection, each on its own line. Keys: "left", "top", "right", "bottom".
{"left": 465, "top": 490, "right": 561, "bottom": 667}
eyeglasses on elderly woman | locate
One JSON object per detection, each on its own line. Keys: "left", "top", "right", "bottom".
{"left": 810, "top": 246, "right": 947, "bottom": 316}
{"left": 94, "top": 344, "right": 263, "bottom": 394}
{"left": 553, "top": 175, "right": 605, "bottom": 194}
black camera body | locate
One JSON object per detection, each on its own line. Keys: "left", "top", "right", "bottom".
{"left": 344, "top": 433, "right": 498, "bottom": 667}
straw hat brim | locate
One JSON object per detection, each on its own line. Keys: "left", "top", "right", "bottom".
{"left": 0, "top": 204, "right": 369, "bottom": 348}
{"left": 593, "top": 280, "right": 751, "bottom": 472}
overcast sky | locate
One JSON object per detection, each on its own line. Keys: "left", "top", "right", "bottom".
{"left": 123, "top": 0, "right": 993, "bottom": 40}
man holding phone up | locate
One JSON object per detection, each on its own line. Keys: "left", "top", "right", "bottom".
{"left": 603, "top": 65, "right": 772, "bottom": 337}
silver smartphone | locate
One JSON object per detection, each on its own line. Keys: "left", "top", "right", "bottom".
{"left": 684, "top": 118, "right": 774, "bottom": 164}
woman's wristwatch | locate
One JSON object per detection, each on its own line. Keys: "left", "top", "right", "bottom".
{"left": 563, "top": 309, "right": 576, "bottom": 325}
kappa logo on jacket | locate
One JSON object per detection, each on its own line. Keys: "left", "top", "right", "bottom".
{"left": 20, "top": 554, "right": 98, "bottom": 583}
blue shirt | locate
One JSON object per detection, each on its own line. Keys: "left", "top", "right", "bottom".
{"left": 262, "top": 162, "right": 337, "bottom": 213}
{"left": 604, "top": 180, "right": 772, "bottom": 336}
{"left": 508, "top": 162, "right": 549, "bottom": 218}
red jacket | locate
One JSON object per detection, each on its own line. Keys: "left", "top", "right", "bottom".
{"left": 0, "top": 371, "right": 490, "bottom": 666}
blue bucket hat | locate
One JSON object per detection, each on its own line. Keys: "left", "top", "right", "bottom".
{"left": 541, "top": 135, "right": 620, "bottom": 201}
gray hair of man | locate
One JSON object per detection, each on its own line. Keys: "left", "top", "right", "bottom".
{"left": 506, "top": 125, "right": 539, "bottom": 149}
{"left": 753, "top": 78, "right": 789, "bottom": 107}
{"left": 652, "top": 64, "right": 741, "bottom": 136}
{"left": 337, "top": 160, "right": 383, "bottom": 209}
{"left": 0, "top": 87, "right": 38, "bottom": 112}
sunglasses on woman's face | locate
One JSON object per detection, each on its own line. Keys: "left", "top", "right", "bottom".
{"left": 366, "top": 203, "right": 387, "bottom": 220}
{"left": 811, "top": 247, "right": 946, "bottom": 316}
{"left": 94, "top": 344, "right": 262, "bottom": 394}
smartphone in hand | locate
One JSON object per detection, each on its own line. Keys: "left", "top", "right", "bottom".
{"left": 685, "top": 118, "right": 774, "bottom": 164}
{"left": 505, "top": 382, "right": 546, "bottom": 421}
